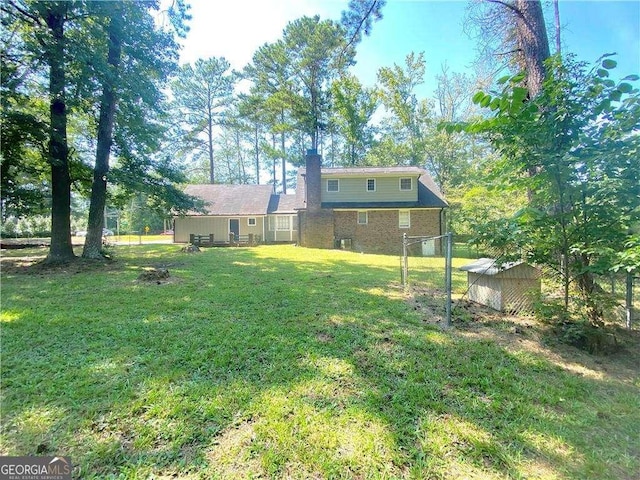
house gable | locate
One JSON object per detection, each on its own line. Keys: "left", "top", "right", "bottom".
{"left": 296, "top": 166, "right": 447, "bottom": 210}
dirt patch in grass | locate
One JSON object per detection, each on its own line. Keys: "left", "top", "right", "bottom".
{"left": 0, "top": 252, "right": 121, "bottom": 275}
{"left": 206, "top": 418, "right": 264, "bottom": 478}
{"left": 408, "top": 285, "right": 640, "bottom": 385}
{"left": 135, "top": 267, "right": 182, "bottom": 286}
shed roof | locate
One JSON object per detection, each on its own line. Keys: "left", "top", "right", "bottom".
{"left": 459, "top": 258, "right": 539, "bottom": 277}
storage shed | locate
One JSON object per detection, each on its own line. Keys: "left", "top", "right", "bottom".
{"left": 460, "top": 258, "right": 541, "bottom": 312}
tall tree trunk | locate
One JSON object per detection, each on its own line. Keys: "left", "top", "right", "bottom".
{"left": 235, "top": 130, "right": 246, "bottom": 183}
{"left": 208, "top": 98, "right": 215, "bottom": 184}
{"left": 254, "top": 123, "right": 260, "bottom": 184}
{"left": 553, "top": 0, "right": 561, "bottom": 56}
{"left": 45, "top": 3, "right": 75, "bottom": 264}
{"left": 280, "top": 131, "right": 287, "bottom": 194}
{"left": 514, "top": 0, "right": 550, "bottom": 97}
{"left": 271, "top": 133, "right": 277, "bottom": 192}
{"left": 83, "top": 8, "right": 123, "bottom": 259}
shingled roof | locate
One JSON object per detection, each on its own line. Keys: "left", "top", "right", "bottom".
{"left": 267, "top": 194, "right": 297, "bottom": 214}
{"left": 184, "top": 184, "right": 274, "bottom": 216}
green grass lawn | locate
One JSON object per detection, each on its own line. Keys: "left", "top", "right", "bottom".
{"left": 1, "top": 245, "right": 638, "bottom": 479}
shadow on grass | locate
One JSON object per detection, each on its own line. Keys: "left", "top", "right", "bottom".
{"left": 1, "top": 245, "right": 638, "bottom": 479}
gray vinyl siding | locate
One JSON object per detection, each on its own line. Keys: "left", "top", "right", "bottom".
{"left": 322, "top": 176, "right": 418, "bottom": 203}
{"left": 174, "top": 216, "right": 265, "bottom": 243}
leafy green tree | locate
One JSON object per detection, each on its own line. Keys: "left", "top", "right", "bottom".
{"left": 81, "top": 3, "right": 124, "bottom": 258}
{"left": 425, "top": 66, "right": 477, "bottom": 193}
{"left": 340, "top": 0, "right": 386, "bottom": 51}
{"left": 460, "top": 55, "right": 640, "bottom": 324}
{"left": 374, "top": 52, "right": 432, "bottom": 166}
{"left": 244, "top": 42, "right": 289, "bottom": 191}
{"left": 81, "top": 1, "right": 189, "bottom": 259}
{"left": 0, "top": 26, "right": 49, "bottom": 220}
{"left": 171, "top": 57, "right": 236, "bottom": 184}
{"left": 2, "top": 0, "right": 77, "bottom": 262}
{"left": 329, "top": 74, "right": 378, "bottom": 165}
{"left": 3, "top": 0, "right": 192, "bottom": 261}
{"left": 282, "top": 16, "right": 356, "bottom": 151}
{"left": 237, "top": 93, "right": 269, "bottom": 185}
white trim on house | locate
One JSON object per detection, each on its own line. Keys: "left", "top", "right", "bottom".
{"left": 330, "top": 207, "right": 442, "bottom": 212}
{"left": 366, "top": 178, "right": 376, "bottom": 192}
{"left": 399, "top": 177, "right": 413, "bottom": 191}
{"left": 327, "top": 179, "right": 339, "bottom": 192}
{"left": 399, "top": 210, "right": 411, "bottom": 229}
{"left": 276, "top": 216, "right": 290, "bottom": 231}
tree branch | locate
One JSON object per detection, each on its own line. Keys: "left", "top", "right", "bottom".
{"left": 339, "top": 0, "right": 382, "bottom": 59}
{"left": 3, "top": 0, "right": 42, "bottom": 26}
{"left": 486, "top": 0, "right": 524, "bottom": 20}
{"left": 495, "top": 48, "right": 522, "bottom": 56}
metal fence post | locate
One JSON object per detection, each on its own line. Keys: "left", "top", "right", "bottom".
{"left": 445, "top": 232, "right": 453, "bottom": 327}
{"left": 402, "top": 233, "right": 408, "bottom": 288}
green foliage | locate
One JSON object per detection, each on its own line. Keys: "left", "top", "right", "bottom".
{"left": 612, "top": 236, "right": 640, "bottom": 273}
{"left": 283, "top": 15, "right": 356, "bottom": 150}
{"left": 0, "top": 32, "right": 49, "bottom": 218}
{"left": 373, "top": 52, "right": 431, "bottom": 166}
{"left": 464, "top": 54, "right": 640, "bottom": 323}
{"left": 329, "top": 74, "right": 378, "bottom": 165}
{"left": 340, "top": 0, "right": 386, "bottom": 46}
{"left": 171, "top": 57, "right": 236, "bottom": 183}
{"left": 2, "top": 0, "right": 192, "bottom": 235}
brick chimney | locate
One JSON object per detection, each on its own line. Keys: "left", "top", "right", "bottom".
{"left": 305, "top": 149, "right": 322, "bottom": 212}
{"left": 299, "top": 149, "right": 334, "bottom": 249}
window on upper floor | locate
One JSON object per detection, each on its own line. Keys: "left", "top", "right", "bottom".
{"left": 366, "top": 178, "right": 376, "bottom": 192}
{"left": 357, "top": 211, "right": 368, "bottom": 225}
{"left": 400, "top": 178, "right": 412, "bottom": 191}
{"left": 327, "top": 179, "right": 339, "bottom": 192}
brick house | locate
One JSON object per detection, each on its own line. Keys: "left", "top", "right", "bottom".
{"left": 296, "top": 151, "right": 448, "bottom": 254}
{"left": 174, "top": 151, "right": 447, "bottom": 254}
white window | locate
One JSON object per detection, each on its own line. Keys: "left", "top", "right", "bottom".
{"left": 399, "top": 210, "right": 410, "bottom": 229}
{"left": 327, "top": 179, "right": 339, "bottom": 192}
{"left": 276, "top": 216, "right": 290, "bottom": 231}
{"left": 366, "top": 178, "right": 376, "bottom": 192}
{"left": 400, "top": 178, "right": 412, "bottom": 191}
{"left": 357, "top": 211, "right": 368, "bottom": 225}
{"left": 247, "top": 217, "right": 256, "bottom": 226}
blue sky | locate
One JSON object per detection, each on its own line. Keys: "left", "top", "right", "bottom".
{"left": 178, "top": 0, "right": 640, "bottom": 96}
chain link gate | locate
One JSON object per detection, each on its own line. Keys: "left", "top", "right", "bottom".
{"left": 401, "top": 232, "right": 453, "bottom": 327}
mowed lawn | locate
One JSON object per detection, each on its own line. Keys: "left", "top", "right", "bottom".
{"left": 1, "top": 245, "right": 638, "bottom": 479}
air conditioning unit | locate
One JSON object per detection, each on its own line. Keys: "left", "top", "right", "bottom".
{"left": 340, "top": 238, "right": 352, "bottom": 250}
